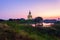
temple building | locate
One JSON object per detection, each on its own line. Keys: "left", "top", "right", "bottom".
{"left": 28, "top": 11, "right": 32, "bottom": 20}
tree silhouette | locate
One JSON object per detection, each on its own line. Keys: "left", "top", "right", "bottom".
{"left": 9, "top": 19, "right": 14, "bottom": 21}
{"left": 0, "top": 19, "right": 5, "bottom": 22}
{"left": 34, "top": 17, "right": 43, "bottom": 27}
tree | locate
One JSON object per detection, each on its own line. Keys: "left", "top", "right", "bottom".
{"left": 9, "top": 19, "right": 14, "bottom": 21}
{"left": 0, "top": 19, "right": 5, "bottom": 22}
{"left": 19, "top": 18, "right": 26, "bottom": 24}
{"left": 34, "top": 17, "right": 43, "bottom": 27}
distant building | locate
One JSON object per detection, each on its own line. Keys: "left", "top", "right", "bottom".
{"left": 28, "top": 11, "right": 32, "bottom": 20}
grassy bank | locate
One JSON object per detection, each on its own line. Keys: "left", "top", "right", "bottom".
{"left": 0, "top": 21, "right": 60, "bottom": 40}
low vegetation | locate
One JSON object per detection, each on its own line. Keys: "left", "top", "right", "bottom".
{"left": 0, "top": 21, "right": 60, "bottom": 40}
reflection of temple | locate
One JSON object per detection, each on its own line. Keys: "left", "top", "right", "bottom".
{"left": 28, "top": 11, "right": 32, "bottom": 20}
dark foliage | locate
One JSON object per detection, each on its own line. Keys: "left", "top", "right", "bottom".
{"left": 34, "top": 17, "right": 43, "bottom": 23}
{"left": 0, "top": 19, "right": 5, "bottom": 22}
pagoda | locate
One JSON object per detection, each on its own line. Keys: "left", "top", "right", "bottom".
{"left": 28, "top": 11, "right": 32, "bottom": 20}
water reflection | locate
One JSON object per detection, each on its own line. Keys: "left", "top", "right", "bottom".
{"left": 43, "top": 23, "right": 54, "bottom": 27}
{"left": 32, "top": 23, "right": 54, "bottom": 27}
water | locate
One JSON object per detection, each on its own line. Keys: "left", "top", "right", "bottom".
{"left": 32, "top": 23, "right": 54, "bottom": 27}
{"left": 43, "top": 23, "right": 54, "bottom": 27}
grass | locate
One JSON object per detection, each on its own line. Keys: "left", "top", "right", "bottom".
{"left": 0, "top": 21, "right": 60, "bottom": 40}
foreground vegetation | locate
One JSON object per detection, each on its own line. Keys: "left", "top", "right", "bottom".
{"left": 0, "top": 21, "right": 60, "bottom": 40}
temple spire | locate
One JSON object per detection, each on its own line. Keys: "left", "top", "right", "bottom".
{"left": 28, "top": 11, "right": 32, "bottom": 20}
{"left": 29, "top": 10, "right": 31, "bottom": 15}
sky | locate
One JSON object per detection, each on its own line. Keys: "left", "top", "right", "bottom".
{"left": 0, "top": 0, "right": 60, "bottom": 19}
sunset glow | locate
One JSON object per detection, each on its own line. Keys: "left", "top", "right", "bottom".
{"left": 0, "top": 0, "right": 60, "bottom": 19}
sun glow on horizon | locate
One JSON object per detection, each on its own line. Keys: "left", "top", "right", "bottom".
{"left": 0, "top": 0, "right": 60, "bottom": 19}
